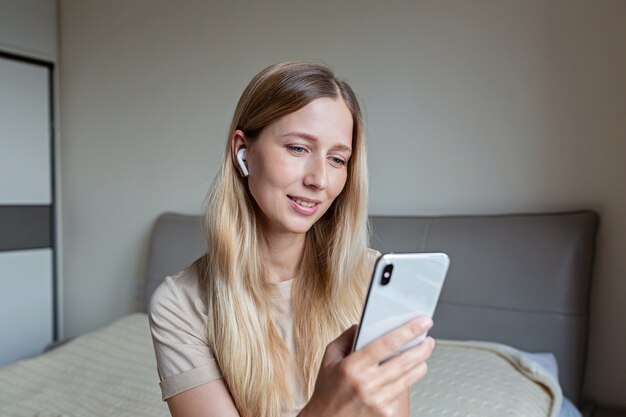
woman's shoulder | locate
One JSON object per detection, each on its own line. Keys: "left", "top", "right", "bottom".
{"left": 359, "top": 248, "right": 382, "bottom": 283}
{"left": 148, "top": 265, "right": 206, "bottom": 320}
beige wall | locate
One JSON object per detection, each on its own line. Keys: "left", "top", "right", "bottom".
{"left": 59, "top": 0, "right": 626, "bottom": 407}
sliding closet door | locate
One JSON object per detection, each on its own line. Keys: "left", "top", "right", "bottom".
{"left": 0, "top": 53, "right": 55, "bottom": 366}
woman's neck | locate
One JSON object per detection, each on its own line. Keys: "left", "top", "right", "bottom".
{"left": 261, "top": 231, "right": 306, "bottom": 283}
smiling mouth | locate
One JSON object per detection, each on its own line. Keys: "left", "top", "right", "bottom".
{"left": 288, "top": 196, "right": 319, "bottom": 208}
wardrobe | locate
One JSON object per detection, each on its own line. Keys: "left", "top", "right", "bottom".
{"left": 0, "top": 0, "right": 58, "bottom": 367}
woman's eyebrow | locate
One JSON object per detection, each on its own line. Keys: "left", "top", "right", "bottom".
{"left": 280, "top": 130, "right": 352, "bottom": 153}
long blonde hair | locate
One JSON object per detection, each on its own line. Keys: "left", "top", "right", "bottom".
{"left": 193, "top": 61, "right": 370, "bottom": 417}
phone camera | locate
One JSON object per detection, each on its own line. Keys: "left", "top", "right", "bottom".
{"left": 381, "top": 264, "right": 393, "bottom": 286}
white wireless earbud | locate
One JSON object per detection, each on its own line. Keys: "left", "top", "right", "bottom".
{"left": 236, "top": 148, "right": 249, "bottom": 177}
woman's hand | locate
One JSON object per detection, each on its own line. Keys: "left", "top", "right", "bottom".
{"left": 299, "top": 317, "right": 435, "bottom": 417}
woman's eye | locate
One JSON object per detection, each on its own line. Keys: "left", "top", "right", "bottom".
{"left": 330, "top": 156, "right": 347, "bottom": 166}
{"left": 289, "top": 145, "right": 306, "bottom": 154}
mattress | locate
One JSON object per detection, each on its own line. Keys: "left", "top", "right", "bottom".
{"left": 0, "top": 313, "right": 561, "bottom": 417}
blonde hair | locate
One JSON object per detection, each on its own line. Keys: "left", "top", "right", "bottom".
{"left": 193, "top": 61, "right": 370, "bottom": 417}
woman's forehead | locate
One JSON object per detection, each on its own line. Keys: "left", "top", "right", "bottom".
{"left": 268, "top": 98, "right": 353, "bottom": 147}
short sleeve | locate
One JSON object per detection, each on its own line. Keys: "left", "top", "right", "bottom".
{"left": 367, "top": 248, "right": 382, "bottom": 268}
{"left": 148, "top": 272, "right": 223, "bottom": 401}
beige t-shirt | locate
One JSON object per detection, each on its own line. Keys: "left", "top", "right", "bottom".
{"left": 148, "top": 250, "right": 379, "bottom": 416}
{"left": 149, "top": 267, "right": 309, "bottom": 415}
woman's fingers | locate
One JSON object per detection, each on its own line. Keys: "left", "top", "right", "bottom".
{"left": 358, "top": 316, "right": 433, "bottom": 366}
{"left": 377, "top": 361, "right": 430, "bottom": 405}
{"left": 308, "top": 320, "right": 435, "bottom": 417}
{"left": 375, "top": 336, "right": 435, "bottom": 386}
{"left": 354, "top": 338, "right": 435, "bottom": 409}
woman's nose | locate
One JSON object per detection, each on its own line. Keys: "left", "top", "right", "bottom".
{"left": 303, "top": 156, "right": 328, "bottom": 190}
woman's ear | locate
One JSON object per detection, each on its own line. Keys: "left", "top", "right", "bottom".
{"left": 231, "top": 130, "right": 249, "bottom": 177}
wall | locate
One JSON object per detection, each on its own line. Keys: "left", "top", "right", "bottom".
{"left": 59, "top": 0, "right": 626, "bottom": 407}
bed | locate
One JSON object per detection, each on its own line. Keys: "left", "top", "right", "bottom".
{"left": 0, "top": 210, "right": 598, "bottom": 417}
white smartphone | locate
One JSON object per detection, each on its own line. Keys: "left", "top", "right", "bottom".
{"left": 352, "top": 252, "right": 450, "bottom": 354}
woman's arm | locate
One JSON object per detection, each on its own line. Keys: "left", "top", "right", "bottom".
{"left": 166, "top": 319, "right": 429, "bottom": 417}
{"left": 166, "top": 365, "right": 412, "bottom": 417}
{"left": 166, "top": 379, "right": 241, "bottom": 417}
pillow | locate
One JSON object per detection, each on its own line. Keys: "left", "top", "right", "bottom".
{"left": 517, "top": 350, "right": 581, "bottom": 417}
{"left": 561, "top": 398, "right": 583, "bottom": 417}
{"left": 520, "top": 351, "right": 560, "bottom": 381}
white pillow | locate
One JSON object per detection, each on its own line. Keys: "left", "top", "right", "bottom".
{"left": 561, "top": 397, "right": 583, "bottom": 417}
{"left": 520, "top": 351, "right": 560, "bottom": 381}
{"left": 517, "top": 350, "right": 582, "bottom": 417}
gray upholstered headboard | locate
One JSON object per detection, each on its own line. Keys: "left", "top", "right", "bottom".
{"left": 144, "top": 211, "right": 598, "bottom": 405}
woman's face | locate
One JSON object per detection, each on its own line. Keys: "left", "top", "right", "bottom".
{"left": 237, "top": 97, "right": 354, "bottom": 237}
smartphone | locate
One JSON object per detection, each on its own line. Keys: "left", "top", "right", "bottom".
{"left": 352, "top": 252, "right": 450, "bottom": 354}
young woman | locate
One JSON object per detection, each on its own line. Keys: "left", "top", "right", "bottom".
{"left": 149, "top": 61, "right": 435, "bottom": 417}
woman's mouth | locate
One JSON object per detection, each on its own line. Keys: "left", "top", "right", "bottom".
{"left": 291, "top": 197, "right": 315, "bottom": 207}
{"left": 288, "top": 196, "right": 320, "bottom": 215}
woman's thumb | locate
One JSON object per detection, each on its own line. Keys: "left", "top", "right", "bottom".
{"left": 325, "top": 325, "right": 358, "bottom": 362}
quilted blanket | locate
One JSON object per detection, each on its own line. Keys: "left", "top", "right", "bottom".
{"left": 0, "top": 313, "right": 561, "bottom": 417}
{"left": 411, "top": 340, "right": 562, "bottom": 417}
{"left": 0, "top": 313, "right": 168, "bottom": 417}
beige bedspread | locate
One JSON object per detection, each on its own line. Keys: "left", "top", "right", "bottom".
{"left": 0, "top": 313, "right": 561, "bottom": 417}
{"left": 0, "top": 313, "right": 168, "bottom": 417}
{"left": 411, "top": 340, "right": 562, "bottom": 417}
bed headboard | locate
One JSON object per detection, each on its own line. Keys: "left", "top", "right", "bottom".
{"left": 144, "top": 211, "right": 598, "bottom": 405}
